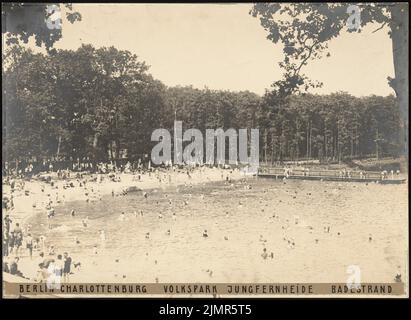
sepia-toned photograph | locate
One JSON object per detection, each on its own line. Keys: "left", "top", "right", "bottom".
{"left": 1, "top": 2, "right": 409, "bottom": 300}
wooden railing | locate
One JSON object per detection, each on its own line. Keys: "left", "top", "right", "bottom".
{"left": 258, "top": 167, "right": 397, "bottom": 180}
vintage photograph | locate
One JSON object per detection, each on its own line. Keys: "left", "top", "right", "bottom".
{"left": 1, "top": 2, "right": 409, "bottom": 298}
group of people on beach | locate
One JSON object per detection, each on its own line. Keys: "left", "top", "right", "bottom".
{"left": 34, "top": 251, "right": 74, "bottom": 284}
{"left": 380, "top": 169, "right": 400, "bottom": 180}
{"left": 2, "top": 173, "right": 78, "bottom": 283}
{"left": 2, "top": 216, "right": 26, "bottom": 258}
{"left": 2, "top": 157, "right": 155, "bottom": 179}
{"left": 2, "top": 219, "right": 74, "bottom": 283}
{"left": 2, "top": 207, "right": 76, "bottom": 282}
{"left": 278, "top": 165, "right": 401, "bottom": 181}
{"left": 2, "top": 158, "right": 237, "bottom": 281}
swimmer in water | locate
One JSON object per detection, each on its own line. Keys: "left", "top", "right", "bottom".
{"left": 47, "top": 207, "right": 55, "bottom": 218}
{"left": 70, "top": 209, "right": 75, "bottom": 217}
{"left": 48, "top": 245, "right": 55, "bottom": 256}
{"left": 47, "top": 208, "right": 55, "bottom": 229}
{"left": 100, "top": 230, "right": 106, "bottom": 242}
{"left": 203, "top": 230, "right": 208, "bottom": 238}
{"left": 39, "top": 235, "right": 46, "bottom": 251}
{"left": 261, "top": 248, "right": 268, "bottom": 260}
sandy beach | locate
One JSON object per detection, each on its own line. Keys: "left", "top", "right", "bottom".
{"left": 3, "top": 166, "right": 246, "bottom": 282}
{"left": 3, "top": 166, "right": 244, "bottom": 226}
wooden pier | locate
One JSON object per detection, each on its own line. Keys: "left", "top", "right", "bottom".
{"left": 257, "top": 167, "right": 406, "bottom": 184}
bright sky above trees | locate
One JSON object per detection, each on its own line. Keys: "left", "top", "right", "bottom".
{"left": 26, "top": 3, "right": 394, "bottom": 97}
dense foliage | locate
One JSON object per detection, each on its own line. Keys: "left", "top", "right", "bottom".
{"left": 2, "top": 3, "right": 81, "bottom": 50}
{"left": 250, "top": 2, "right": 408, "bottom": 154}
{"left": 2, "top": 45, "right": 400, "bottom": 166}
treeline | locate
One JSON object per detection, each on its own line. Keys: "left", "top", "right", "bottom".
{"left": 2, "top": 44, "right": 400, "bottom": 166}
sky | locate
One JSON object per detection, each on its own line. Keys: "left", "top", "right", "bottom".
{"left": 29, "top": 3, "right": 395, "bottom": 97}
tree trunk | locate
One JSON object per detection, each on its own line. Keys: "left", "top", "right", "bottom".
{"left": 309, "top": 120, "right": 312, "bottom": 159}
{"left": 56, "top": 135, "right": 61, "bottom": 158}
{"left": 390, "top": 4, "right": 408, "bottom": 163}
{"left": 296, "top": 122, "right": 300, "bottom": 160}
{"left": 271, "top": 133, "right": 275, "bottom": 165}
{"left": 337, "top": 121, "right": 341, "bottom": 163}
{"left": 93, "top": 133, "right": 98, "bottom": 148}
{"left": 376, "top": 127, "right": 380, "bottom": 160}
{"left": 350, "top": 127, "right": 354, "bottom": 158}
{"left": 116, "top": 139, "right": 121, "bottom": 167}
{"left": 109, "top": 141, "right": 114, "bottom": 160}
{"left": 306, "top": 121, "right": 309, "bottom": 159}
{"left": 264, "top": 129, "right": 268, "bottom": 164}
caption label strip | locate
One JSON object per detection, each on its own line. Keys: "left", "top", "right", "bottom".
{"left": 4, "top": 282, "right": 405, "bottom": 297}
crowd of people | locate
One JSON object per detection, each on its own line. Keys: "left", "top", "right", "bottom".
{"left": 4, "top": 156, "right": 402, "bottom": 286}
{"left": 2, "top": 157, "right": 155, "bottom": 178}
{"left": 2, "top": 160, "right": 85, "bottom": 282}
{"left": 2, "top": 158, "right": 239, "bottom": 283}
{"left": 277, "top": 166, "right": 401, "bottom": 180}
{"left": 3, "top": 208, "right": 76, "bottom": 283}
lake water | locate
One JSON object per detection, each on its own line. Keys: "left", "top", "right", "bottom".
{"left": 27, "top": 176, "right": 408, "bottom": 284}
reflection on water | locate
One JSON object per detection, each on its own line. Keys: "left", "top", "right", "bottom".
{"left": 28, "top": 177, "right": 408, "bottom": 283}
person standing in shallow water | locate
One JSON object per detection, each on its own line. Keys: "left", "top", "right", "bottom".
{"left": 12, "top": 223, "right": 23, "bottom": 255}
{"left": 3, "top": 214, "right": 12, "bottom": 235}
{"left": 100, "top": 230, "right": 106, "bottom": 245}
{"left": 26, "top": 233, "right": 33, "bottom": 259}
{"left": 55, "top": 254, "right": 64, "bottom": 284}
{"left": 63, "top": 252, "right": 72, "bottom": 282}
{"left": 3, "top": 229, "right": 10, "bottom": 257}
{"left": 261, "top": 248, "right": 268, "bottom": 260}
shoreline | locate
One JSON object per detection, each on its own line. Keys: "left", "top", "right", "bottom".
{"left": 2, "top": 166, "right": 249, "bottom": 282}
{"left": 3, "top": 160, "right": 407, "bottom": 227}
{"left": 3, "top": 166, "right": 246, "bottom": 229}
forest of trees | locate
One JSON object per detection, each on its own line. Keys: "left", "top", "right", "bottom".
{"left": 2, "top": 44, "right": 400, "bottom": 167}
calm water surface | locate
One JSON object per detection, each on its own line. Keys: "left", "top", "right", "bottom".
{"left": 27, "top": 177, "right": 408, "bottom": 283}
